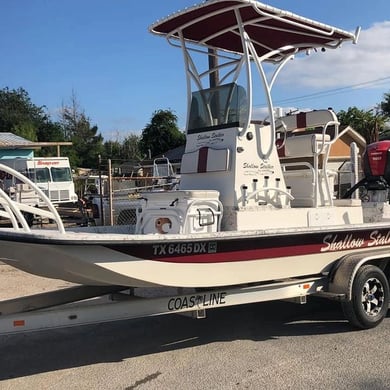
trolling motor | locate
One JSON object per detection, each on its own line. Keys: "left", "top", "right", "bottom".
{"left": 343, "top": 140, "right": 390, "bottom": 201}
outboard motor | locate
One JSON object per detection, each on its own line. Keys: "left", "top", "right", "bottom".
{"left": 344, "top": 140, "right": 390, "bottom": 201}
{"left": 363, "top": 140, "right": 390, "bottom": 183}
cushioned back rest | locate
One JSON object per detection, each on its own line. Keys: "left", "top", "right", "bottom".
{"left": 181, "top": 147, "right": 230, "bottom": 174}
{"left": 277, "top": 110, "right": 338, "bottom": 132}
{"left": 284, "top": 134, "right": 331, "bottom": 158}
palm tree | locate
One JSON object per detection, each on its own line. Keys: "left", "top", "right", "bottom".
{"left": 337, "top": 107, "right": 387, "bottom": 144}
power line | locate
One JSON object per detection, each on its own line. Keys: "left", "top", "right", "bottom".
{"left": 254, "top": 76, "right": 390, "bottom": 107}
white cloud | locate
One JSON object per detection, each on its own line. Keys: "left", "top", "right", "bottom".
{"left": 277, "top": 21, "right": 390, "bottom": 89}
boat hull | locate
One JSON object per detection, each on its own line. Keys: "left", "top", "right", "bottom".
{"left": 1, "top": 224, "right": 390, "bottom": 287}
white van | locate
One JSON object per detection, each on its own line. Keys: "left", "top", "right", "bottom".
{"left": 0, "top": 157, "right": 78, "bottom": 206}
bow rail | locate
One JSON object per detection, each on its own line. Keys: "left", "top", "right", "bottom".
{"left": 0, "top": 163, "right": 65, "bottom": 233}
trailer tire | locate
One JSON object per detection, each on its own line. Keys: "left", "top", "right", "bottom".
{"left": 341, "top": 265, "right": 389, "bottom": 329}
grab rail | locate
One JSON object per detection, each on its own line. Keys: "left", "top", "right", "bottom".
{"left": 0, "top": 163, "right": 65, "bottom": 233}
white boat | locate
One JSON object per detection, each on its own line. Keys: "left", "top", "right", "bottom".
{"left": 1, "top": 0, "right": 389, "bottom": 294}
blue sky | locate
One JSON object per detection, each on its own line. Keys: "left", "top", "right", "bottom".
{"left": 1, "top": 0, "right": 390, "bottom": 140}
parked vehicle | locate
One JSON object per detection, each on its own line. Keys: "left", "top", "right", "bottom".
{"left": 0, "top": 157, "right": 77, "bottom": 206}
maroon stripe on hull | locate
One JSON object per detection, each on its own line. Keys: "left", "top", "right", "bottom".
{"left": 149, "top": 242, "right": 322, "bottom": 263}
{"left": 104, "top": 228, "right": 390, "bottom": 264}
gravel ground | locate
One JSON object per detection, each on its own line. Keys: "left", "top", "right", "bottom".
{"left": 0, "top": 263, "right": 75, "bottom": 299}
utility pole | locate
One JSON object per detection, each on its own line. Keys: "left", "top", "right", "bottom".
{"left": 208, "top": 48, "right": 220, "bottom": 125}
{"left": 208, "top": 48, "right": 219, "bottom": 88}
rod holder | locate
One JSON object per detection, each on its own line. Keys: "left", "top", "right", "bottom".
{"left": 242, "top": 185, "right": 248, "bottom": 206}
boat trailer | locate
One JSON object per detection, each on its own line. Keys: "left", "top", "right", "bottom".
{"left": 0, "top": 276, "right": 329, "bottom": 335}
{"left": 1, "top": 250, "right": 389, "bottom": 335}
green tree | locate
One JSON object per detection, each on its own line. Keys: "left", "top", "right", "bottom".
{"left": 103, "top": 140, "right": 122, "bottom": 161}
{"left": 337, "top": 107, "right": 387, "bottom": 144}
{"left": 37, "top": 121, "right": 64, "bottom": 143}
{"left": 378, "top": 92, "right": 390, "bottom": 138}
{"left": 139, "top": 109, "right": 185, "bottom": 158}
{"left": 102, "top": 133, "right": 142, "bottom": 172}
{"left": 380, "top": 92, "right": 390, "bottom": 117}
{"left": 0, "top": 87, "right": 49, "bottom": 140}
{"left": 12, "top": 122, "right": 37, "bottom": 141}
{"left": 59, "top": 93, "right": 104, "bottom": 168}
{"left": 102, "top": 131, "right": 142, "bottom": 162}
{"left": 122, "top": 134, "right": 142, "bottom": 161}
{"left": 35, "top": 121, "right": 66, "bottom": 157}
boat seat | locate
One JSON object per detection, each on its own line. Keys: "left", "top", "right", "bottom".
{"left": 276, "top": 109, "right": 338, "bottom": 156}
{"left": 276, "top": 109, "right": 339, "bottom": 133}
{"left": 283, "top": 165, "right": 336, "bottom": 207}
{"left": 181, "top": 147, "right": 230, "bottom": 174}
{"left": 282, "top": 133, "right": 331, "bottom": 158}
{"left": 276, "top": 110, "right": 340, "bottom": 207}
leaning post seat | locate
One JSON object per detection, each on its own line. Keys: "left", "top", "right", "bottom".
{"left": 276, "top": 110, "right": 340, "bottom": 207}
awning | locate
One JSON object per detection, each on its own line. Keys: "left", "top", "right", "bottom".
{"left": 150, "top": 0, "right": 359, "bottom": 60}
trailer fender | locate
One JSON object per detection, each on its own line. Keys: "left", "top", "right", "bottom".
{"left": 328, "top": 250, "right": 390, "bottom": 301}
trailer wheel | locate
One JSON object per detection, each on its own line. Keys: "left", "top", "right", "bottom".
{"left": 342, "top": 265, "right": 389, "bottom": 329}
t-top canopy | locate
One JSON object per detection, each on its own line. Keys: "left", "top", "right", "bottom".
{"left": 150, "top": 0, "right": 359, "bottom": 61}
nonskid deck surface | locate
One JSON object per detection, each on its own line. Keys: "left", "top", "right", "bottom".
{"left": 1, "top": 219, "right": 390, "bottom": 243}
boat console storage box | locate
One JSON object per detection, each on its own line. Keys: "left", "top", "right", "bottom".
{"left": 136, "top": 190, "right": 221, "bottom": 234}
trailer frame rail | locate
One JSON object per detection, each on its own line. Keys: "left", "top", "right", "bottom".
{"left": 0, "top": 276, "right": 326, "bottom": 335}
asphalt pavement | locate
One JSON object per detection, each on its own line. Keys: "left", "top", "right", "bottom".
{"left": 0, "top": 297, "right": 389, "bottom": 390}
